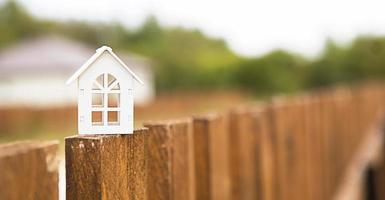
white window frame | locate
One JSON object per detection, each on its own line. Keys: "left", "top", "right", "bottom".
{"left": 91, "top": 73, "right": 121, "bottom": 126}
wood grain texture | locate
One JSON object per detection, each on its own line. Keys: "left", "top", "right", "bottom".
{"left": 62, "top": 84, "right": 385, "bottom": 200}
{"left": 229, "top": 107, "right": 260, "bottom": 200}
{"left": 0, "top": 140, "right": 59, "bottom": 200}
{"left": 269, "top": 100, "right": 291, "bottom": 200}
{"left": 254, "top": 108, "right": 276, "bottom": 200}
{"left": 193, "top": 113, "right": 231, "bottom": 200}
{"left": 145, "top": 123, "right": 172, "bottom": 200}
{"left": 65, "top": 128, "right": 148, "bottom": 200}
{"left": 287, "top": 99, "right": 310, "bottom": 200}
{"left": 171, "top": 120, "right": 196, "bottom": 200}
{"left": 303, "top": 96, "right": 323, "bottom": 200}
{"left": 145, "top": 119, "right": 195, "bottom": 200}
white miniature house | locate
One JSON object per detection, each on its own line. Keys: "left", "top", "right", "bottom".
{"left": 66, "top": 46, "right": 143, "bottom": 134}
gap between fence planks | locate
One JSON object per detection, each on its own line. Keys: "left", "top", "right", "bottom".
{"left": 0, "top": 140, "right": 59, "bottom": 200}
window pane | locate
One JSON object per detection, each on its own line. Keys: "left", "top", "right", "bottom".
{"left": 92, "top": 82, "right": 102, "bottom": 90}
{"left": 111, "top": 83, "right": 120, "bottom": 90}
{"left": 108, "top": 111, "right": 119, "bottom": 125}
{"left": 92, "top": 93, "right": 103, "bottom": 107}
{"left": 96, "top": 74, "right": 104, "bottom": 87}
{"left": 108, "top": 74, "right": 116, "bottom": 87}
{"left": 92, "top": 111, "right": 103, "bottom": 125}
{"left": 108, "top": 93, "right": 119, "bottom": 107}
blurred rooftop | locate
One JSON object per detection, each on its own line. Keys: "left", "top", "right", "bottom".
{"left": 0, "top": 35, "right": 154, "bottom": 107}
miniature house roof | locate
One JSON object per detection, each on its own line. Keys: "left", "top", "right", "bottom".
{"left": 66, "top": 46, "right": 144, "bottom": 85}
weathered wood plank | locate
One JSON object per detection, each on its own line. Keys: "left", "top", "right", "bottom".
{"left": 270, "top": 99, "right": 292, "bottom": 200}
{"left": 254, "top": 107, "right": 276, "bottom": 200}
{"left": 229, "top": 107, "right": 260, "bottom": 200}
{"left": 193, "top": 113, "right": 231, "bottom": 200}
{"left": 145, "top": 123, "right": 172, "bottom": 200}
{"left": 171, "top": 120, "right": 196, "bottom": 200}
{"left": 304, "top": 96, "right": 324, "bottom": 200}
{"left": 145, "top": 119, "right": 195, "bottom": 200}
{"left": 65, "top": 129, "right": 148, "bottom": 200}
{"left": 0, "top": 140, "right": 59, "bottom": 200}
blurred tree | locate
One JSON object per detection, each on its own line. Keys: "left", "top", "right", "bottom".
{"left": 235, "top": 50, "right": 307, "bottom": 94}
{"left": 305, "top": 39, "right": 348, "bottom": 88}
{"left": 1, "top": 1, "right": 385, "bottom": 94}
{"left": 0, "top": 0, "right": 40, "bottom": 47}
{"left": 345, "top": 37, "right": 385, "bottom": 79}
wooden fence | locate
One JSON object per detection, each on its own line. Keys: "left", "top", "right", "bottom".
{"left": 1, "top": 84, "right": 385, "bottom": 200}
{"left": 0, "top": 141, "right": 59, "bottom": 200}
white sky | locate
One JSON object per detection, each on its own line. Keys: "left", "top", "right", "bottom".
{"left": 4, "top": 0, "right": 385, "bottom": 57}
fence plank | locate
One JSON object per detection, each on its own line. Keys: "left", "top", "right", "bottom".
{"left": 333, "top": 125, "right": 384, "bottom": 200}
{"left": 296, "top": 98, "right": 312, "bottom": 200}
{"left": 171, "top": 120, "right": 196, "bottom": 200}
{"left": 305, "top": 96, "right": 324, "bottom": 200}
{"left": 254, "top": 107, "right": 276, "bottom": 200}
{"left": 193, "top": 113, "right": 231, "bottom": 200}
{"left": 0, "top": 140, "right": 59, "bottom": 200}
{"left": 65, "top": 129, "right": 148, "bottom": 200}
{"left": 289, "top": 99, "right": 310, "bottom": 200}
{"left": 145, "top": 119, "right": 195, "bottom": 200}
{"left": 145, "top": 123, "right": 172, "bottom": 200}
{"left": 270, "top": 100, "right": 292, "bottom": 200}
{"left": 229, "top": 107, "right": 260, "bottom": 200}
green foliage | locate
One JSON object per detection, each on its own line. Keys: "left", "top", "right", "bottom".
{"left": 0, "top": 1, "right": 41, "bottom": 47}
{"left": 2, "top": 1, "right": 385, "bottom": 95}
{"left": 305, "top": 40, "right": 349, "bottom": 88}
{"left": 304, "top": 37, "right": 385, "bottom": 89}
{"left": 236, "top": 50, "right": 307, "bottom": 94}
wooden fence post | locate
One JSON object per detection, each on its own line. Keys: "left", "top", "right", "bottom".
{"left": 318, "top": 93, "right": 334, "bottom": 199}
{"left": 0, "top": 140, "right": 59, "bottom": 200}
{"left": 144, "top": 119, "right": 195, "bottom": 200}
{"left": 65, "top": 128, "right": 148, "bottom": 200}
{"left": 292, "top": 97, "right": 311, "bottom": 200}
{"left": 254, "top": 106, "right": 276, "bottom": 200}
{"left": 304, "top": 95, "right": 325, "bottom": 200}
{"left": 269, "top": 99, "right": 291, "bottom": 200}
{"left": 229, "top": 107, "right": 261, "bottom": 200}
{"left": 271, "top": 98, "right": 307, "bottom": 200}
{"left": 193, "top": 113, "right": 231, "bottom": 200}
{"left": 144, "top": 123, "right": 172, "bottom": 200}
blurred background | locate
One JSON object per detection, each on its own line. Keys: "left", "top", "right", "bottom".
{"left": 1, "top": 0, "right": 385, "bottom": 151}
{"left": 2, "top": 0, "right": 385, "bottom": 199}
